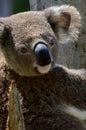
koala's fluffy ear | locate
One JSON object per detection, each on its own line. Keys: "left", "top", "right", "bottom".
{"left": 0, "top": 22, "right": 12, "bottom": 47}
{"left": 0, "top": 23, "right": 5, "bottom": 38}
{"left": 44, "top": 5, "right": 81, "bottom": 43}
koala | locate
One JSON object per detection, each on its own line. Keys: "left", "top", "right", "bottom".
{"left": 0, "top": 5, "right": 86, "bottom": 130}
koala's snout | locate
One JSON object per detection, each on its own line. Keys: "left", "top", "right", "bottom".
{"left": 34, "top": 42, "right": 51, "bottom": 66}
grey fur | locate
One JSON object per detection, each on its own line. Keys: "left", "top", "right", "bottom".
{"left": 0, "top": 5, "right": 85, "bottom": 130}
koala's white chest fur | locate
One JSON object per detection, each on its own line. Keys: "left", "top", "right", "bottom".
{"left": 63, "top": 105, "right": 86, "bottom": 121}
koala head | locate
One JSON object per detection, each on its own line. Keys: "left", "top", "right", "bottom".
{"left": 0, "top": 5, "right": 81, "bottom": 76}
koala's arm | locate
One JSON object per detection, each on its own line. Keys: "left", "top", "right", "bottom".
{"left": 53, "top": 65, "right": 86, "bottom": 109}
{"left": 0, "top": 62, "right": 10, "bottom": 130}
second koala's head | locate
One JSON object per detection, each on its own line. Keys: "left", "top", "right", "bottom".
{"left": 0, "top": 5, "right": 81, "bottom": 76}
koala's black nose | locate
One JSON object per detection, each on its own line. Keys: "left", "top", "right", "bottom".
{"left": 34, "top": 42, "right": 51, "bottom": 66}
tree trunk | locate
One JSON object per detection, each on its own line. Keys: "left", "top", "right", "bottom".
{"left": 29, "top": 0, "right": 86, "bottom": 69}
{"left": 8, "top": 81, "right": 25, "bottom": 130}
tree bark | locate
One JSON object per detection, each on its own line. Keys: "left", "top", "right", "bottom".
{"left": 29, "top": 0, "right": 86, "bottom": 68}
{"left": 8, "top": 81, "right": 25, "bottom": 130}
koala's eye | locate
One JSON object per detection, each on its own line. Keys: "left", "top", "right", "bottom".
{"left": 17, "top": 45, "right": 28, "bottom": 55}
{"left": 49, "top": 41, "right": 54, "bottom": 46}
{"left": 49, "top": 37, "right": 56, "bottom": 46}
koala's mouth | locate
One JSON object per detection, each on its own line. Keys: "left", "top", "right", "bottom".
{"left": 34, "top": 63, "right": 51, "bottom": 74}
